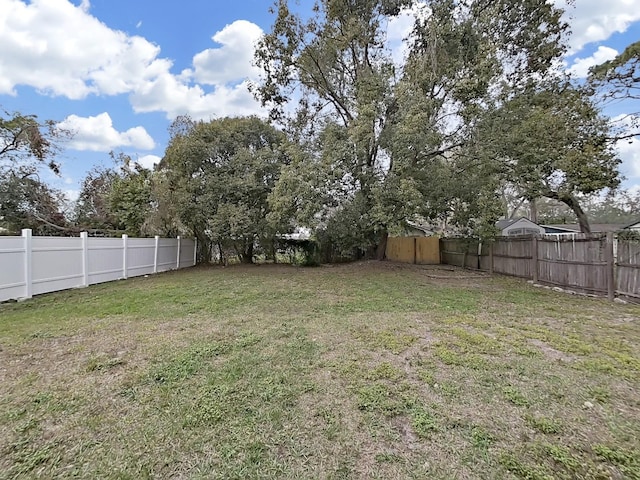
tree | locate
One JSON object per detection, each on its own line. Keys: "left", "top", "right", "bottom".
{"left": 0, "top": 172, "right": 68, "bottom": 235}
{"left": 1, "top": 108, "right": 70, "bottom": 175}
{"left": 590, "top": 41, "right": 640, "bottom": 102}
{"left": 254, "top": 0, "right": 570, "bottom": 250}
{"left": 159, "top": 116, "right": 289, "bottom": 263}
{"left": 0, "top": 109, "right": 74, "bottom": 234}
{"left": 588, "top": 40, "right": 640, "bottom": 141}
{"left": 472, "top": 82, "right": 620, "bottom": 233}
{"left": 108, "top": 154, "right": 152, "bottom": 237}
{"left": 74, "top": 166, "right": 121, "bottom": 232}
{"left": 254, "top": 0, "right": 418, "bottom": 258}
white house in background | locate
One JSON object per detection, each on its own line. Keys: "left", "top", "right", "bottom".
{"left": 405, "top": 221, "right": 435, "bottom": 237}
{"left": 496, "top": 217, "right": 545, "bottom": 236}
{"left": 623, "top": 219, "right": 640, "bottom": 231}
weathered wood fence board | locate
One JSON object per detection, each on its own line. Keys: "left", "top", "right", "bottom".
{"left": 617, "top": 239, "right": 640, "bottom": 301}
{"left": 386, "top": 237, "right": 440, "bottom": 265}
{"left": 492, "top": 237, "right": 533, "bottom": 279}
{"left": 440, "top": 234, "right": 640, "bottom": 302}
{"left": 536, "top": 235, "right": 610, "bottom": 295}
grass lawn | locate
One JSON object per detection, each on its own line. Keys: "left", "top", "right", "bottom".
{"left": 1, "top": 262, "right": 639, "bottom": 479}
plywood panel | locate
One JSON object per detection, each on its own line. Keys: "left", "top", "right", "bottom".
{"left": 386, "top": 237, "right": 416, "bottom": 264}
{"left": 416, "top": 237, "right": 440, "bottom": 264}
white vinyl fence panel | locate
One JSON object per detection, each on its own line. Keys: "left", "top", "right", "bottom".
{"left": 0, "top": 230, "right": 196, "bottom": 302}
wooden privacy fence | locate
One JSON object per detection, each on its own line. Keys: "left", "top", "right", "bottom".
{"left": 0, "top": 229, "right": 197, "bottom": 302}
{"left": 440, "top": 234, "right": 640, "bottom": 302}
{"left": 386, "top": 236, "right": 440, "bottom": 264}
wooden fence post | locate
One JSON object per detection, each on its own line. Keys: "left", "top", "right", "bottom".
{"left": 531, "top": 236, "right": 538, "bottom": 282}
{"left": 489, "top": 242, "right": 494, "bottom": 275}
{"left": 606, "top": 232, "right": 615, "bottom": 301}
{"left": 413, "top": 237, "right": 417, "bottom": 265}
{"left": 22, "top": 229, "right": 33, "bottom": 299}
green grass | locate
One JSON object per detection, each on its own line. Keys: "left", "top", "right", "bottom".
{"left": 1, "top": 262, "right": 639, "bottom": 479}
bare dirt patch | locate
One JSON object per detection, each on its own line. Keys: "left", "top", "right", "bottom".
{"left": 529, "top": 338, "right": 576, "bottom": 362}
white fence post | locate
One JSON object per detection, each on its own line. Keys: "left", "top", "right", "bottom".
{"left": 22, "top": 229, "right": 33, "bottom": 299}
{"left": 176, "top": 236, "right": 181, "bottom": 269}
{"left": 122, "top": 234, "right": 129, "bottom": 279}
{"left": 154, "top": 235, "right": 159, "bottom": 274}
{"left": 81, "top": 232, "right": 89, "bottom": 287}
{"left": 193, "top": 238, "right": 197, "bottom": 266}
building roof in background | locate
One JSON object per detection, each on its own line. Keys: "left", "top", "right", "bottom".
{"left": 542, "top": 224, "right": 626, "bottom": 233}
{"left": 622, "top": 218, "right": 640, "bottom": 229}
{"left": 496, "top": 217, "right": 541, "bottom": 231}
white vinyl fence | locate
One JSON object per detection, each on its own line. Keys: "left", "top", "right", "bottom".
{"left": 0, "top": 229, "right": 196, "bottom": 302}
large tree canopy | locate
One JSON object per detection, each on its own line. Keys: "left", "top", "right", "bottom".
{"left": 0, "top": 109, "right": 72, "bottom": 234}
{"left": 590, "top": 40, "right": 640, "bottom": 102}
{"left": 589, "top": 40, "right": 640, "bottom": 141}
{"left": 470, "top": 81, "right": 620, "bottom": 233}
{"left": 254, "top": 0, "right": 573, "bottom": 251}
{"left": 1, "top": 108, "right": 69, "bottom": 175}
{"left": 0, "top": 172, "right": 68, "bottom": 235}
{"left": 158, "top": 116, "right": 289, "bottom": 263}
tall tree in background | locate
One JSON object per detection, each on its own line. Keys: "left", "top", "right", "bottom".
{"left": 589, "top": 41, "right": 640, "bottom": 103}
{"left": 386, "top": 0, "right": 568, "bottom": 236}
{"left": 159, "top": 116, "right": 289, "bottom": 263}
{"left": 254, "top": 0, "right": 571, "bottom": 249}
{"left": 108, "top": 153, "right": 152, "bottom": 237}
{"left": 73, "top": 153, "right": 153, "bottom": 236}
{"left": 472, "top": 82, "right": 620, "bottom": 233}
{"left": 0, "top": 173, "right": 68, "bottom": 235}
{"left": 255, "top": 0, "right": 414, "bottom": 258}
{"left": 74, "top": 166, "right": 121, "bottom": 232}
{"left": 1, "top": 108, "right": 70, "bottom": 175}
{"left": 589, "top": 40, "right": 640, "bottom": 140}
{"left": 0, "top": 108, "right": 72, "bottom": 234}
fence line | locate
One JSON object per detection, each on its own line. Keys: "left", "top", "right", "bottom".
{"left": 386, "top": 237, "right": 440, "bottom": 264}
{"left": 440, "top": 234, "right": 640, "bottom": 302}
{"left": 0, "top": 229, "right": 196, "bottom": 302}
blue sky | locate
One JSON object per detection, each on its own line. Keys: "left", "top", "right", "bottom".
{"left": 1, "top": 0, "right": 640, "bottom": 201}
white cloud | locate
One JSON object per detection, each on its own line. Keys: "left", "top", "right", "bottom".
{"left": 612, "top": 114, "right": 640, "bottom": 183}
{"left": 0, "top": 0, "right": 168, "bottom": 99}
{"left": 136, "top": 154, "right": 161, "bottom": 170}
{"left": 58, "top": 112, "right": 155, "bottom": 151}
{"left": 617, "top": 139, "right": 640, "bottom": 180}
{"left": 193, "top": 20, "right": 263, "bottom": 86}
{"left": 131, "top": 77, "right": 261, "bottom": 120}
{"left": 567, "top": 46, "right": 618, "bottom": 78}
{"left": 0, "top": 0, "right": 265, "bottom": 119}
{"left": 386, "top": 3, "right": 430, "bottom": 67}
{"left": 64, "top": 189, "right": 80, "bottom": 202}
{"left": 557, "top": 0, "right": 640, "bottom": 53}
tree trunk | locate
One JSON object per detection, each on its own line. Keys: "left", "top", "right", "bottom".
{"left": 217, "top": 240, "right": 225, "bottom": 265}
{"left": 572, "top": 203, "right": 591, "bottom": 234}
{"left": 240, "top": 240, "right": 254, "bottom": 264}
{"left": 375, "top": 229, "right": 388, "bottom": 261}
{"left": 546, "top": 192, "right": 591, "bottom": 233}
{"left": 196, "top": 234, "right": 212, "bottom": 264}
{"left": 529, "top": 198, "right": 538, "bottom": 223}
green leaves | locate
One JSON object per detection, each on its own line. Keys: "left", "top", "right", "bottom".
{"left": 1, "top": 109, "right": 70, "bottom": 175}
{"left": 158, "top": 116, "right": 289, "bottom": 263}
